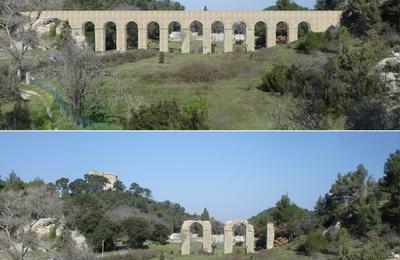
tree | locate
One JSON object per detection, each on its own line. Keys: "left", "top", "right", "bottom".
{"left": 55, "top": 177, "right": 69, "bottom": 197}
{"left": 4, "top": 170, "right": 24, "bottom": 190}
{"left": 55, "top": 25, "right": 106, "bottom": 127}
{"left": 0, "top": 184, "right": 62, "bottom": 260}
{"left": 341, "top": 0, "right": 381, "bottom": 35}
{"left": 120, "top": 217, "right": 150, "bottom": 248}
{"left": 271, "top": 194, "right": 305, "bottom": 239}
{"left": 0, "top": 0, "right": 61, "bottom": 77}
{"left": 200, "top": 208, "right": 210, "bottom": 221}
{"left": 265, "top": 0, "right": 307, "bottom": 10}
{"left": 84, "top": 174, "right": 109, "bottom": 193}
{"left": 315, "top": 0, "right": 346, "bottom": 10}
{"left": 113, "top": 180, "right": 126, "bottom": 192}
{"left": 379, "top": 150, "right": 400, "bottom": 232}
{"left": 315, "top": 165, "right": 382, "bottom": 237}
{"left": 203, "top": 6, "right": 208, "bottom": 11}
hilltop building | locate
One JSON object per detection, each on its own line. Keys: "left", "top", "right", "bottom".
{"left": 88, "top": 170, "right": 118, "bottom": 190}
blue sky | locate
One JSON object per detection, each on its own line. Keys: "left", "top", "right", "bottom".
{"left": 0, "top": 132, "right": 399, "bottom": 221}
{"left": 179, "top": 0, "right": 316, "bottom": 10}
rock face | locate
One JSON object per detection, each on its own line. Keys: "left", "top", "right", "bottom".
{"left": 378, "top": 49, "right": 400, "bottom": 103}
{"left": 28, "top": 218, "right": 88, "bottom": 251}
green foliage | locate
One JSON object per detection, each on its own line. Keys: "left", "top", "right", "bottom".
{"left": 315, "top": 0, "right": 346, "bottom": 10}
{"left": 271, "top": 194, "right": 306, "bottom": 239}
{"left": 121, "top": 217, "right": 151, "bottom": 248}
{"left": 265, "top": 0, "right": 307, "bottom": 10}
{"left": 300, "top": 233, "right": 330, "bottom": 255}
{"left": 380, "top": 150, "right": 400, "bottom": 232}
{"left": 341, "top": 0, "right": 382, "bottom": 36}
{"left": 200, "top": 208, "right": 210, "bottom": 221}
{"left": 159, "top": 52, "right": 166, "bottom": 64}
{"left": 259, "top": 65, "right": 289, "bottom": 94}
{"left": 48, "top": 224, "right": 57, "bottom": 240}
{"left": 315, "top": 165, "right": 383, "bottom": 237}
{"left": 49, "top": 24, "right": 57, "bottom": 39}
{"left": 124, "top": 98, "right": 209, "bottom": 130}
{"left": 296, "top": 32, "right": 330, "bottom": 53}
{"left": 336, "top": 228, "right": 352, "bottom": 258}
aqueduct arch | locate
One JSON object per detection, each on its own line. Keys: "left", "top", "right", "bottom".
{"left": 39, "top": 10, "right": 341, "bottom": 53}
{"left": 180, "top": 220, "right": 212, "bottom": 256}
{"left": 224, "top": 220, "right": 255, "bottom": 254}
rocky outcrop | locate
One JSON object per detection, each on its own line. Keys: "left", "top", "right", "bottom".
{"left": 378, "top": 49, "right": 400, "bottom": 104}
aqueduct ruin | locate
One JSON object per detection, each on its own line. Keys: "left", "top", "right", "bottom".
{"left": 38, "top": 10, "right": 342, "bottom": 54}
{"left": 180, "top": 220, "right": 275, "bottom": 255}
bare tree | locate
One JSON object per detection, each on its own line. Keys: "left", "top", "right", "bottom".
{"left": 0, "top": 185, "right": 62, "bottom": 260}
{"left": 0, "top": 0, "right": 62, "bottom": 76}
{"left": 54, "top": 26, "right": 107, "bottom": 127}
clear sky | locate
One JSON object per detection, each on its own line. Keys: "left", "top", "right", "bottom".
{"left": 0, "top": 132, "right": 399, "bottom": 221}
{"left": 179, "top": 0, "right": 316, "bottom": 11}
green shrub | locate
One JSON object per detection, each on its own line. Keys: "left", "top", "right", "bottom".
{"left": 159, "top": 52, "right": 166, "bottom": 64}
{"left": 259, "top": 64, "right": 289, "bottom": 94}
{"left": 301, "top": 233, "right": 330, "bottom": 255}
{"left": 49, "top": 24, "right": 57, "bottom": 39}
{"left": 124, "top": 98, "right": 209, "bottom": 130}
{"left": 297, "top": 32, "right": 330, "bottom": 53}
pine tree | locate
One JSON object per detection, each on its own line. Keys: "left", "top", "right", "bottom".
{"left": 380, "top": 150, "right": 400, "bottom": 232}
{"left": 200, "top": 207, "right": 210, "bottom": 221}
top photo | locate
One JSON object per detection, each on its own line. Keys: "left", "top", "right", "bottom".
{"left": 0, "top": 0, "right": 399, "bottom": 130}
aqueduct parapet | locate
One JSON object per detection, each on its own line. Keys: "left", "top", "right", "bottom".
{"left": 36, "top": 10, "right": 341, "bottom": 54}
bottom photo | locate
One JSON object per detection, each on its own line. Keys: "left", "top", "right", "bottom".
{"left": 0, "top": 132, "right": 399, "bottom": 260}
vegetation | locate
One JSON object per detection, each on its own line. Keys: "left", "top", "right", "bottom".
{"left": 1, "top": 149, "right": 399, "bottom": 259}
{"left": 0, "top": 0, "right": 399, "bottom": 130}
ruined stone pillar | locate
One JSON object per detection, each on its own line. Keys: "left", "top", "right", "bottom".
{"left": 202, "top": 221, "right": 212, "bottom": 253}
{"left": 138, "top": 28, "right": 148, "bottom": 50}
{"left": 245, "top": 224, "right": 255, "bottom": 253}
{"left": 224, "top": 28, "right": 233, "bottom": 53}
{"left": 266, "top": 223, "right": 275, "bottom": 250}
{"left": 159, "top": 27, "right": 169, "bottom": 53}
{"left": 181, "top": 229, "right": 191, "bottom": 256}
{"left": 267, "top": 25, "right": 276, "bottom": 48}
{"left": 224, "top": 225, "right": 233, "bottom": 254}
{"left": 95, "top": 27, "right": 105, "bottom": 52}
{"left": 246, "top": 27, "right": 255, "bottom": 52}
{"left": 288, "top": 26, "right": 298, "bottom": 43}
{"left": 203, "top": 27, "right": 212, "bottom": 54}
{"left": 116, "top": 27, "right": 127, "bottom": 52}
{"left": 181, "top": 28, "right": 190, "bottom": 54}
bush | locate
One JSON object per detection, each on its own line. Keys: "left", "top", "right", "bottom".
{"left": 99, "top": 49, "right": 158, "bottom": 67}
{"left": 300, "top": 233, "right": 330, "bottom": 255}
{"left": 124, "top": 98, "right": 209, "bottom": 130}
{"left": 259, "top": 64, "right": 289, "bottom": 94}
{"left": 296, "top": 32, "right": 330, "bottom": 53}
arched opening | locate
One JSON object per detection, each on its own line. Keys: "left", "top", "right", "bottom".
{"left": 168, "top": 21, "right": 182, "bottom": 53}
{"left": 147, "top": 21, "right": 160, "bottom": 50}
{"left": 233, "top": 21, "right": 246, "bottom": 52}
{"left": 82, "top": 21, "right": 95, "bottom": 50}
{"left": 190, "top": 222, "right": 204, "bottom": 255}
{"left": 276, "top": 21, "right": 288, "bottom": 44}
{"left": 298, "top": 21, "right": 311, "bottom": 39}
{"left": 211, "top": 21, "right": 224, "bottom": 54}
{"left": 126, "top": 21, "right": 138, "bottom": 50}
{"left": 104, "top": 21, "right": 116, "bottom": 51}
{"left": 255, "top": 21, "right": 267, "bottom": 49}
{"left": 190, "top": 21, "right": 203, "bottom": 53}
{"left": 233, "top": 223, "right": 247, "bottom": 254}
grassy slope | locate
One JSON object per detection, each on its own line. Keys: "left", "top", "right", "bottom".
{"left": 105, "top": 44, "right": 333, "bottom": 130}
{"left": 1, "top": 43, "right": 338, "bottom": 130}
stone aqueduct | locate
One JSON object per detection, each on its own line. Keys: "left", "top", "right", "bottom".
{"left": 38, "top": 11, "right": 342, "bottom": 54}
{"left": 180, "top": 220, "right": 275, "bottom": 256}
